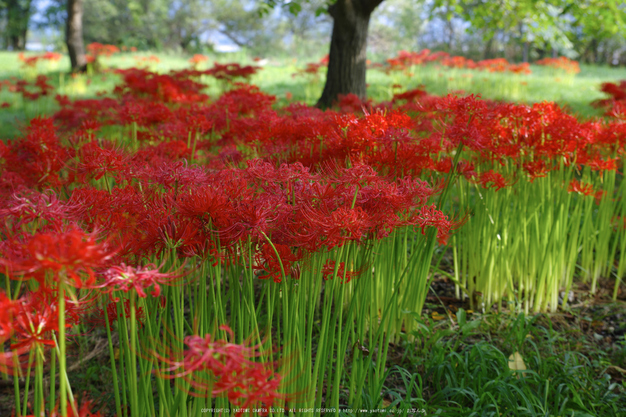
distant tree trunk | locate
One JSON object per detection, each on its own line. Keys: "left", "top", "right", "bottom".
{"left": 66, "top": 0, "right": 87, "bottom": 72}
{"left": 316, "top": 0, "right": 385, "bottom": 109}
{"left": 483, "top": 36, "right": 494, "bottom": 60}
{"left": 6, "top": 0, "right": 32, "bottom": 50}
{"left": 522, "top": 41, "right": 530, "bottom": 63}
{"left": 590, "top": 38, "right": 598, "bottom": 64}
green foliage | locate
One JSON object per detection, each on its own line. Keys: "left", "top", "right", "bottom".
{"left": 428, "top": 0, "right": 626, "bottom": 59}
{"left": 395, "top": 312, "right": 626, "bottom": 416}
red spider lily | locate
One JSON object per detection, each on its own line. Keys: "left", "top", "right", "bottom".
{"left": 568, "top": 179, "right": 594, "bottom": 196}
{"left": 392, "top": 87, "right": 429, "bottom": 104}
{"left": 189, "top": 54, "right": 209, "bottom": 67}
{"left": 301, "top": 205, "right": 372, "bottom": 248}
{"left": 18, "top": 51, "right": 62, "bottom": 68}
{"left": 0, "top": 290, "right": 16, "bottom": 342}
{"left": 409, "top": 204, "right": 458, "bottom": 245}
{"left": 477, "top": 170, "right": 510, "bottom": 191}
{"left": 87, "top": 42, "right": 120, "bottom": 57}
{"left": 137, "top": 211, "right": 206, "bottom": 258}
{"left": 74, "top": 140, "right": 131, "bottom": 183}
{"left": 321, "top": 260, "right": 360, "bottom": 283}
{"left": 114, "top": 68, "right": 209, "bottom": 103}
{"left": 212, "top": 84, "right": 276, "bottom": 117}
{"left": 8, "top": 75, "right": 54, "bottom": 101}
{"left": 536, "top": 57, "right": 580, "bottom": 74}
{"left": 586, "top": 156, "right": 617, "bottom": 171}
{"left": 96, "top": 263, "right": 184, "bottom": 298}
{"left": 522, "top": 159, "right": 550, "bottom": 181}
{"left": 436, "top": 94, "right": 492, "bottom": 152}
{"left": 254, "top": 242, "right": 301, "bottom": 283}
{"left": 2, "top": 228, "right": 117, "bottom": 288}
{"left": 204, "top": 62, "right": 260, "bottom": 83}
{"left": 0, "top": 189, "right": 77, "bottom": 234}
{"left": 22, "top": 395, "right": 103, "bottom": 417}
{"left": 9, "top": 290, "right": 69, "bottom": 350}
{"left": 67, "top": 186, "right": 145, "bottom": 241}
{"left": 3, "top": 117, "right": 71, "bottom": 189}
{"left": 334, "top": 93, "right": 372, "bottom": 114}
{"left": 292, "top": 56, "right": 327, "bottom": 79}
{"left": 87, "top": 299, "right": 145, "bottom": 329}
{"left": 155, "top": 325, "right": 284, "bottom": 417}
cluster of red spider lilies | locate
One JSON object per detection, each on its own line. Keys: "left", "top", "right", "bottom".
{"left": 0, "top": 52, "right": 624, "bottom": 416}
{"left": 382, "top": 49, "right": 533, "bottom": 74}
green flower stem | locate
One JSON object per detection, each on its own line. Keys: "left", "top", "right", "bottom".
{"left": 116, "top": 298, "right": 131, "bottom": 417}
{"left": 52, "top": 333, "right": 77, "bottom": 416}
{"left": 48, "top": 344, "right": 56, "bottom": 416}
{"left": 104, "top": 300, "right": 123, "bottom": 417}
{"left": 21, "top": 349, "right": 34, "bottom": 417}
{"left": 57, "top": 277, "right": 67, "bottom": 417}
{"left": 34, "top": 345, "right": 44, "bottom": 417}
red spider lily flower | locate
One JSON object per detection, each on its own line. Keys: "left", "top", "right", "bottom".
{"left": 568, "top": 179, "right": 594, "bottom": 196}
{"left": 0, "top": 290, "right": 16, "bottom": 342}
{"left": 2, "top": 228, "right": 117, "bottom": 288}
{"left": 3, "top": 117, "right": 71, "bottom": 189}
{"left": 254, "top": 242, "right": 301, "bottom": 283}
{"left": 321, "top": 260, "right": 360, "bottom": 283}
{"left": 410, "top": 204, "right": 458, "bottom": 245}
{"left": 10, "top": 290, "right": 69, "bottom": 350}
{"left": 74, "top": 140, "right": 131, "bottom": 183}
{"left": 204, "top": 62, "right": 261, "bottom": 83}
{"left": 0, "top": 189, "right": 76, "bottom": 234}
{"left": 522, "top": 159, "right": 550, "bottom": 181}
{"left": 300, "top": 205, "right": 372, "bottom": 249}
{"left": 478, "top": 170, "right": 510, "bottom": 191}
{"left": 34, "top": 395, "right": 103, "bottom": 417}
{"left": 137, "top": 211, "right": 207, "bottom": 258}
{"left": 436, "top": 94, "right": 492, "bottom": 151}
{"left": 189, "top": 54, "right": 209, "bottom": 68}
{"left": 586, "top": 156, "right": 617, "bottom": 171}
{"left": 155, "top": 325, "right": 284, "bottom": 417}
{"left": 87, "top": 299, "right": 145, "bottom": 329}
{"left": 97, "top": 263, "right": 184, "bottom": 298}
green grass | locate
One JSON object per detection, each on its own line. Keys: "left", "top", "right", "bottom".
{"left": 381, "top": 308, "right": 626, "bottom": 416}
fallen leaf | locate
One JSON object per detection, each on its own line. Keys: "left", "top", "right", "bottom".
{"left": 431, "top": 311, "right": 446, "bottom": 321}
{"left": 508, "top": 352, "right": 526, "bottom": 378}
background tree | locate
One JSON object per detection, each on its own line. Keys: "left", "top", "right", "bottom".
{"left": 265, "top": 0, "right": 386, "bottom": 108}
{"left": 2, "top": 0, "right": 32, "bottom": 50}
{"left": 66, "top": 0, "right": 86, "bottom": 72}
{"left": 315, "top": 0, "right": 385, "bottom": 108}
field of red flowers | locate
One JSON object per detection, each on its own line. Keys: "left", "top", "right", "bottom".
{"left": 1, "top": 53, "right": 625, "bottom": 416}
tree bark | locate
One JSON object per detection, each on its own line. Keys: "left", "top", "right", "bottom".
{"left": 522, "top": 41, "right": 530, "bottom": 63}
{"left": 66, "top": 0, "right": 87, "bottom": 73}
{"left": 483, "top": 36, "right": 494, "bottom": 60}
{"left": 6, "top": 0, "right": 31, "bottom": 50}
{"left": 316, "top": 0, "right": 384, "bottom": 109}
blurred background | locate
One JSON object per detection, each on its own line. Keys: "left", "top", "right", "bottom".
{"left": 2, "top": 0, "right": 625, "bottom": 65}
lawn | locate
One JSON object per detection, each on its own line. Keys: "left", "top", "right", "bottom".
{"left": 0, "top": 50, "right": 625, "bottom": 417}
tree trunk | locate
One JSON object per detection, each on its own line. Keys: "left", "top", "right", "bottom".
{"left": 483, "top": 36, "right": 494, "bottom": 60}
{"left": 522, "top": 41, "right": 530, "bottom": 63}
{"left": 66, "top": 0, "right": 87, "bottom": 73}
{"left": 316, "top": 0, "right": 384, "bottom": 109}
{"left": 6, "top": 0, "right": 32, "bottom": 50}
